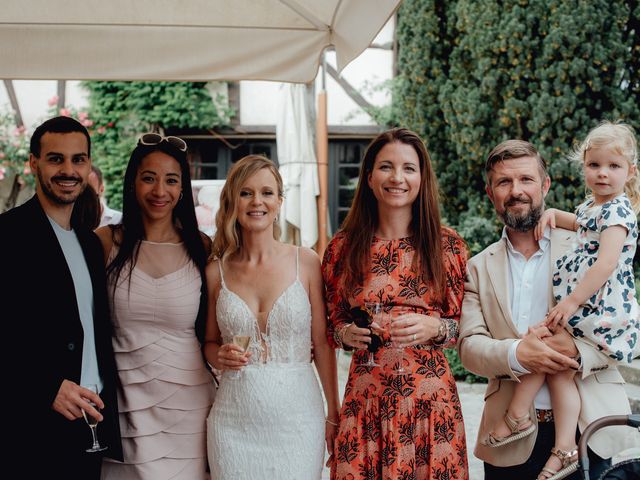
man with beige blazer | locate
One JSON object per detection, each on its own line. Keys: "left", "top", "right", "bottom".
{"left": 458, "top": 139, "right": 638, "bottom": 479}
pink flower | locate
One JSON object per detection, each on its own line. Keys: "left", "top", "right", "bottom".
{"left": 107, "top": 122, "right": 114, "bottom": 127}
{"left": 60, "top": 108, "right": 71, "bottom": 117}
{"left": 48, "top": 95, "right": 59, "bottom": 107}
{"left": 23, "top": 162, "right": 31, "bottom": 175}
{"left": 78, "top": 111, "right": 88, "bottom": 121}
{"left": 0, "top": 152, "right": 5, "bottom": 159}
{"left": 13, "top": 125, "right": 26, "bottom": 136}
{"left": 97, "top": 126, "right": 106, "bottom": 134}
{"left": 0, "top": 166, "right": 5, "bottom": 180}
{"left": 81, "top": 119, "right": 94, "bottom": 128}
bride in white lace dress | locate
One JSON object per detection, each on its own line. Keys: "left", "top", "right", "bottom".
{"left": 204, "top": 155, "right": 340, "bottom": 480}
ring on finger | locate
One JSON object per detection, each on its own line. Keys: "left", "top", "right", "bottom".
{"left": 412, "top": 333, "right": 417, "bottom": 342}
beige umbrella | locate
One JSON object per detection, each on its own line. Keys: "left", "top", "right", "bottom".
{"left": 0, "top": 0, "right": 400, "bottom": 251}
{"left": 0, "top": 0, "right": 400, "bottom": 82}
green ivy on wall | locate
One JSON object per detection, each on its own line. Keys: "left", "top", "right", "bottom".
{"left": 394, "top": 0, "right": 639, "bottom": 381}
{"left": 395, "top": 0, "right": 639, "bottom": 254}
{"left": 82, "top": 81, "right": 234, "bottom": 209}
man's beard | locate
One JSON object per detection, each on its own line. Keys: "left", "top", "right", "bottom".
{"left": 499, "top": 198, "right": 544, "bottom": 232}
{"left": 37, "top": 169, "right": 84, "bottom": 205}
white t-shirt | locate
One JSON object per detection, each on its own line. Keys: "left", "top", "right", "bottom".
{"left": 48, "top": 216, "right": 103, "bottom": 391}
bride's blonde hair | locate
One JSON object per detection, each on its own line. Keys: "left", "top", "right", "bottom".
{"left": 211, "top": 155, "right": 284, "bottom": 260}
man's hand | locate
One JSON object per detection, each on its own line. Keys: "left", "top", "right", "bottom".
{"left": 526, "top": 324, "right": 553, "bottom": 339}
{"left": 52, "top": 380, "right": 104, "bottom": 422}
{"left": 516, "top": 332, "right": 579, "bottom": 374}
{"left": 541, "top": 327, "right": 579, "bottom": 358}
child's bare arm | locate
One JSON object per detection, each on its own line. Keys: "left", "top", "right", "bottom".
{"left": 546, "top": 225, "right": 627, "bottom": 328}
{"left": 535, "top": 208, "right": 578, "bottom": 240}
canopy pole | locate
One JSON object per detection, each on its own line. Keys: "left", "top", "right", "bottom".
{"left": 3, "top": 80, "right": 23, "bottom": 127}
{"left": 316, "top": 53, "right": 329, "bottom": 257}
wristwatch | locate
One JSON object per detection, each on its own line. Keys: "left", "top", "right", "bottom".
{"left": 432, "top": 320, "right": 447, "bottom": 344}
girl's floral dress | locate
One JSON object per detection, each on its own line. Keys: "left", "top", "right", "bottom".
{"left": 322, "top": 228, "right": 469, "bottom": 480}
{"left": 554, "top": 193, "right": 640, "bottom": 363}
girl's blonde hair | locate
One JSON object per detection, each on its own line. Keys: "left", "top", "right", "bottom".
{"left": 211, "top": 155, "right": 283, "bottom": 260}
{"left": 571, "top": 120, "right": 640, "bottom": 214}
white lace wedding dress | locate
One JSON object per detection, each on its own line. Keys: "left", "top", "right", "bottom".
{"left": 206, "top": 249, "right": 325, "bottom": 480}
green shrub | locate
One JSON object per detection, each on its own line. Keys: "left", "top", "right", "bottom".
{"left": 396, "top": 0, "right": 639, "bottom": 235}
{"left": 396, "top": 0, "right": 640, "bottom": 381}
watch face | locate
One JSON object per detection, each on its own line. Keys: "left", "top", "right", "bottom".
{"left": 434, "top": 321, "right": 446, "bottom": 342}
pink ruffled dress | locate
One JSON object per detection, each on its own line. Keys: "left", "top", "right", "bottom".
{"left": 101, "top": 241, "right": 215, "bottom": 479}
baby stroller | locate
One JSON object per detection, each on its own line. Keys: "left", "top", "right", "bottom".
{"left": 579, "top": 414, "right": 640, "bottom": 480}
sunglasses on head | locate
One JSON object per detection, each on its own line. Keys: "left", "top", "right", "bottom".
{"left": 138, "top": 132, "right": 188, "bottom": 152}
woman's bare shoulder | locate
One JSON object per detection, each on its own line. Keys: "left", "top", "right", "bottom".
{"left": 297, "top": 245, "right": 320, "bottom": 266}
{"left": 94, "top": 225, "right": 120, "bottom": 261}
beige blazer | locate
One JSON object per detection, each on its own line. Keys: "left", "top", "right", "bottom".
{"left": 458, "top": 228, "right": 638, "bottom": 467}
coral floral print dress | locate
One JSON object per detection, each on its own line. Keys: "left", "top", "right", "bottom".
{"left": 322, "top": 228, "right": 469, "bottom": 480}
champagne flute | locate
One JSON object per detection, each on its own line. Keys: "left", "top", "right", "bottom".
{"left": 356, "top": 302, "right": 383, "bottom": 367}
{"left": 229, "top": 335, "right": 251, "bottom": 379}
{"left": 81, "top": 384, "right": 108, "bottom": 453}
{"left": 389, "top": 313, "right": 407, "bottom": 375}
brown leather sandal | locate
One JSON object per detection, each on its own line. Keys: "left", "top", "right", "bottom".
{"left": 482, "top": 412, "right": 536, "bottom": 447}
{"left": 536, "top": 446, "right": 578, "bottom": 480}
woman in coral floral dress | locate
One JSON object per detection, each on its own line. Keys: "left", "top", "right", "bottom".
{"left": 322, "top": 128, "right": 469, "bottom": 480}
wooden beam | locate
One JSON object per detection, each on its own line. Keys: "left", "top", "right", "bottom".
{"left": 57, "top": 80, "right": 66, "bottom": 110}
{"left": 370, "top": 41, "right": 393, "bottom": 50}
{"left": 227, "top": 81, "right": 240, "bottom": 127}
{"left": 324, "top": 62, "right": 375, "bottom": 114}
{"left": 3, "top": 80, "right": 23, "bottom": 127}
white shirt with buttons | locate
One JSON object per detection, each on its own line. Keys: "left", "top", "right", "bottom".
{"left": 504, "top": 227, "right": 552, "bottom": 410}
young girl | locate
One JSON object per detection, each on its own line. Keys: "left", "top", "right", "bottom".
{"left": 483, "top": 121, "right": 640, "bottom": 480}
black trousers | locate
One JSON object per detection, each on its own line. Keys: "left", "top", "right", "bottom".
{"left": 484, "top": 422, "right": 611, "bottom": 480}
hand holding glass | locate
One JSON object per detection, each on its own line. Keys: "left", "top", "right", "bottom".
{"left": 357, "top": 302, "right": 383, "bottom": 367}
{"left": 81, "top": 384, "right": 108, "bottom": 453}
{"left": 229, "top": 335, "right": 251, "bottom": 379}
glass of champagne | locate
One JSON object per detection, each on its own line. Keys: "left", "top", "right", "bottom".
{"left": 229, "top": 335, "right": 252, "bottom": 379}
{"left": 389, "top": 313, "right": 407, "bottom": 375}
{"left": 357, "top": 302, "right": 383, "bottom": 367}
{"left": 81, "top": 384, "right": 108, "bottom": 453}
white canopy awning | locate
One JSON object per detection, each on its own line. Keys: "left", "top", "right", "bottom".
{"left": 0, "top": 0, "right": 400, "bottom": 82}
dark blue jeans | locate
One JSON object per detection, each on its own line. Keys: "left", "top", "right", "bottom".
{"left": 484, "top": 422, "right": 611, "bottom": 480}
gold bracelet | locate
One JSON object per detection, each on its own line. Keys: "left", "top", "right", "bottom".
{"left": 325, "top": 417, "right": 339, "bottom": 427}
{"left": 337, "top": 323, "right": 351, "bottom": 345}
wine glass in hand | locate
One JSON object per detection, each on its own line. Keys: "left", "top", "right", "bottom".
{"left": 81, "top": 384, "right": 108, "bottom": 453}
{"left": 354, "top": 302, "right": 383, "bottom": 367}
{"left": 389, "top": 313, "right": 407, "bottom": 375}
{"left": 229, "top": 335, "right": 251, "bottom": 379}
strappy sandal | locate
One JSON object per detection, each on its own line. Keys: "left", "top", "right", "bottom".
{"left": 536, "top": 446, "right": 578, "bottom": 480}
{"left": 482, "top": 412, "right": 535, "bottom": 447}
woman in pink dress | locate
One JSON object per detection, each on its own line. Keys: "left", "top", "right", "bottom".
{"left": 96, "top": 133, "right": 215, "bottom": 479}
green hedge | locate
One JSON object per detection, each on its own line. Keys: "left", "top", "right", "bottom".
{"left": 395, "top": 0, "right": 640, "bottom": 381}
{"left": 395, "top": 0, "right": 639, "bottom": 256}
